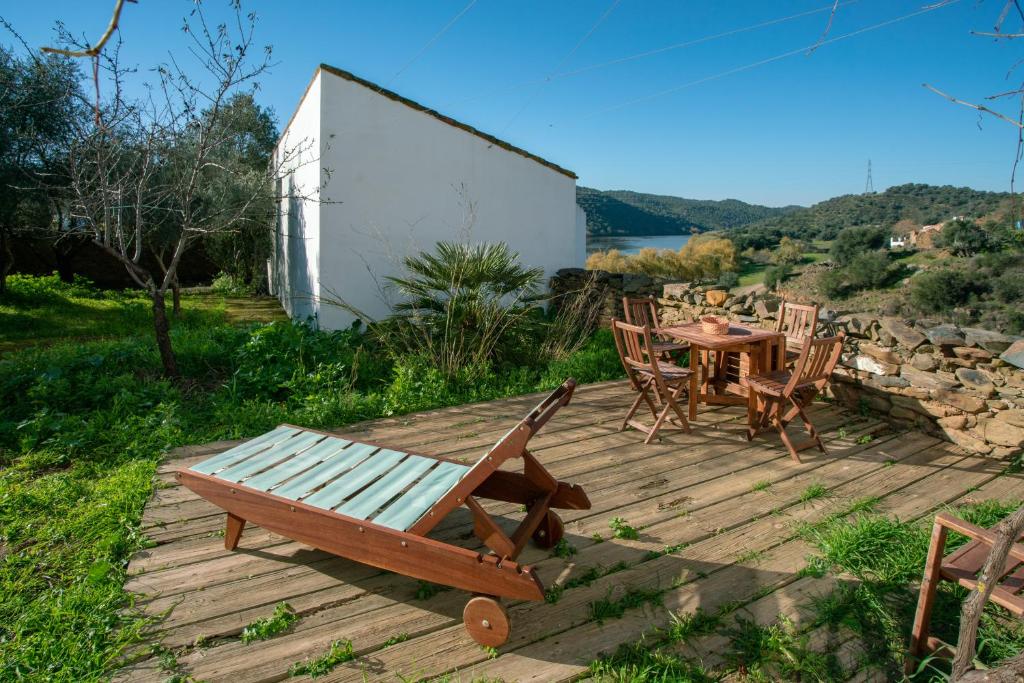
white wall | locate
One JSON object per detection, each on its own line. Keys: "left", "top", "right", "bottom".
{"left": 272, "top": 72, "right": 322, "bottom": 324}
{"left": 314, "top": 68, "right": 582, "bottom": 330}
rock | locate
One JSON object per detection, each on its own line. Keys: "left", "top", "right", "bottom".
{"left": 899, "top": 365, "right": 959, "bottom": 391}
{"left": 860, "top": 343, "right": 901, "bottom": 365}
{"left": 845, "top": 354, "right": 900, "bottom": 376}
{"left": 979, "top": 417, "right": 1024, "bottom": 447}
{"left": 706, "top": 290, "right": 728, "bottom": 307}
{"left": 996, "top": 409, "right": 1024, "bottom": 428}
{"left": 753, "top": 300, "right": 777, "bottom": 320}
{"left": 910, "top": 354, "right": 939, "bottom": 372}
{"left": 890, "top": 395, "right": 952, "bottom": 418}
{"left": 938, "top": 415, "right": 968, "bottom": 431}
{"left": 876, "top": 328, "right": 895, "bottom": 346}
{"left": 837, "top": 314, "right": 875, "bottom": 338}
{"left": 933, "top": 389, "right": 987, "bottom": 414}
{"left": 865, "top": 375, "right": 911, "bottom": 390}
{"left": 953, "top": 346, "right": 993, "bottom": 361}
{"left": 962, "top": 327, "right": 1021, "bottom": 354}
{"left": 954, "top": 368, "right": 996, "bottom": 396}
{"left": 945, "top": 429, "right": 993, "bottom": 454}
{"left": 1001, "top": 340, "right": 1024, "bottom": 370}
{"left": 890, "top": 406, "right": 920, "bottom": 421}
{"left": 880, "top": 318, "right": 927, "bottom": 350}
{"left": 925, "top": 324, "right": 965, "bottom": 347}
{"left": 736, "top": 314, "right": 759, "bottom": 324}
{"left": 663, "top": 283, "right": 689, "bottom": 299}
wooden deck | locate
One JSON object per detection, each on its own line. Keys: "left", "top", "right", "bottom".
{"left": 119, "top": 380, "right": 1023, "bottom": 682}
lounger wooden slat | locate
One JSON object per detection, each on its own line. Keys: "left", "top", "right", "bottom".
{"left": 190, "top": 426, "right": 301, "bottom": 475}
{"left": 177, "top": 379, "right": 590, "bottom": 647}
{"left": 373, "top": 461, "right": 469, "bottom": 531}
{"left": 216, "top": 432, "right": 325, "bottom": 483}
{"left": 301, "top": 449, "right": 407, "bottom": 509}
{"left": 336, "top": 456, "right": 437, "bottom": 520}
{"left": 242, "top": 437, "right": 352, "bottom": 492}
{"left": 271, "top": 442, "right": 378, "bottom": 500}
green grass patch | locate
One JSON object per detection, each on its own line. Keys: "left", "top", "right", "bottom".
{"left": 751, "top": 480, "right": 772, "bottom": 492}
{"left": 550, "top": 538, "right": 577, "bottom": 559}
{"left": 241, "top": 602, "right": 299, "bottom": 643}
{"left": 610, "top": 517, "right": 640, "bottom": 540}
{"left": 799, "top": 483, "right": 829, "bottom": 503}
{"left": 288, "top": 639, "right": 355, "bottom": 678}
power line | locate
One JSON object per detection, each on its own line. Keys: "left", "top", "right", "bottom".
{"left": 497, "top": 0, "right": 621, "bottom": 135}
{"left": 447, "top": 0, "right": 861, "bottom": 108}
{"left": 574, "top": 0, "right": 961, "bottom": 121}
{"left": 387, "top": 0, "right": 478, "bottom": 87}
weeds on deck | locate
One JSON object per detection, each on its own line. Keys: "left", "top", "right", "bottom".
{"left": 240, "top": 602, "right": 299, "bottom": 643}
{"left": 288, "top": 639, "right": 355, "bottom": 678}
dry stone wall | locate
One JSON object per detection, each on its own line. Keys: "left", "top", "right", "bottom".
{"left": 549, "top": 269, "right": 1024, "bottom": 459}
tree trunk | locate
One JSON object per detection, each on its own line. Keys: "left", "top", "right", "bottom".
{"left": 172, "top": 277, "right": 181, "bottom": 316}
{"left": 952, "top": 504, "right": 1024, "bottom": 680}
{"left": 152, "top": 289, "right": 179, "bottom": 377}
{"left": 0, "top": 227, "right": 12, "bottom": 295}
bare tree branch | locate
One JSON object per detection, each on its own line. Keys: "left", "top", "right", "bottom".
{"left": 40, "top": 0, "right": 135, "bottom": 58}
{"left": 923, "top": 83, "right": 1024, "bottom": 128}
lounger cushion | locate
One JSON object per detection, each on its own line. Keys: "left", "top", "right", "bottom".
{"left": 190, "top": 426, "right": 470, "bottom": 531}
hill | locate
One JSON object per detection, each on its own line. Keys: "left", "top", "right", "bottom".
{"left": 577, "top": 186, "right": 799, "bottom": 236}
{"left": 729, "top": 183, "right": 1013, "bottom": 249}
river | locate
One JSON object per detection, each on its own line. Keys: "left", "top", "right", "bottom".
{"left": 586, "top": 234, "right": 692, "bottom": 255}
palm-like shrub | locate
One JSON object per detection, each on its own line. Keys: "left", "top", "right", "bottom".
{"left": 380, "top": 242, "right": 544, "bottom": 380}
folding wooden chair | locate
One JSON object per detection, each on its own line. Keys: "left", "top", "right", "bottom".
{"left": 176, "top": 379, "right": 590, "bottom": 647}
{"left": 745, "top": 334, "right": 843, "bottom": 462}
{"left": 611, "top": 319, "right": 692, "bottom": 444}
{"left": 775, "top": 299, "right": 820, "bottom": 367}
{"left": 908, "top": 512, "right": 1024, "bottom": 671}
{"left": 622, "top": 295, "right": 689, "bottom": 358}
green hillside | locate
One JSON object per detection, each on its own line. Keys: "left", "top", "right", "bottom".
{"left": 577, "top": 186, "right": 799, "bottom": 236}
{"left": 729, "top": 183, "right": 1013, "bottom": 249}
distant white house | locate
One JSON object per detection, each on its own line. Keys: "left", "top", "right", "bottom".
{"left": 889, "top": 234, "right": 907, "bottom": 249}
{"left": 270, "top": 63, "right": 586, "bottom": 329}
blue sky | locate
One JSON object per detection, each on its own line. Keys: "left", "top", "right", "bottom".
{"left": 3, "top": 1, "right": 1020, "bottom": 206}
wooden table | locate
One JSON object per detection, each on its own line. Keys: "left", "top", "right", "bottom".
{"left": 661, "top": 322, "right": 785, "bottom": 427}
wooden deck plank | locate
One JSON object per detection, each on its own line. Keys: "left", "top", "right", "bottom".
{"left": 117, "top": 381, "right": 1020, "bottom": 683}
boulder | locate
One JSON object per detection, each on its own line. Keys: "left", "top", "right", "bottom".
{"left": 890, "top": 395, "right": 952, "bottom": 417}
{"left": 938, "top": 415, "right": 969, "bottom": 431}
{"left": 962, "top": 327, "right": 1021, "bottom": 354}
{"left": 865, "top": 375, "right": 911, "bottom": 390}
{"left": 899, "top": 365, "right": 959, "bottom": 391}
{"left": 837, "top": 314, "right": 875, "bottom": 338}
{"left": 860, "top": 343, "right": 901, "bottom": 365}
{"left": 925, "top": 324, "right": 965, "bottom": 347}
{"left": 1001, "top": 340, "right": 1024, "bottom": 370}
{"left": 706, "top": 290, "right": 728, "bottom": 307}
{"left": 663, "top": 283, "right": 689, "bottom": 299}
{"left": 845, "top": 354, "right": 899, "bottom": 376}
{"left": 910, "top": 353, "right": 939, "bottom": 372}
{"left": 932, "top": 389, "right": 987, "bottom": 414}
{"left": 996, "top": 409, "right": 1024, "bottom": 428}
{"left": 945, "top": 429, "right": 993, "bottom": 454}
{"left": 979, "top": 417, "right": 1024, "bottom": 448}
{"left": 954, "top": 368, "right": 996, "bottom": 396}
{"left": 880, "top": 318, "right": 926, "bottom": 350}
{"left": 953, "top": 346, "right": 993, "bottom": 362}
{"left": 753, "top": 300, "right": 778, "bottom": 320}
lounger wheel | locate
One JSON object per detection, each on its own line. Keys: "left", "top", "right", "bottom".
{"left": 531, "top": 511, "right": 564, "bottom": 549}
{"left": 464, "top": 595, "right": 510, "bottom": 647}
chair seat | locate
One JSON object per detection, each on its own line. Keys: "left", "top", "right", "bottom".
{"left": 941, "top": 537, "right": 1024, "bottom": 616}
{"left": 636, "top": 359, "right": 692, "bottom": 381}
{"left": 191, "top": 427, "right": 470, "bottom": 531}
{"left": 652, "top": 339, "right": 689, "bottom": 355}
{"left": 745, "top": 370, "right": 816, "bottom": 397}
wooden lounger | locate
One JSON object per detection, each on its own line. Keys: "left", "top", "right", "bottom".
{"left": 177, "top": 379, "right": 590, "bottom": 646}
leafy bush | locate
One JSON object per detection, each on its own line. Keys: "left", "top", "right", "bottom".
{"left": 210, "top": 271, "right": 256, "bottom": 296}
{"left": 910, "top": 269, "right": 978, "bottom": 313}
{"left": 586, "top": 236, "right": 737, "bottom": 281}
{"left": 763, "top": 264, "right": 791, "bottom": 290}
{"left": 937, "top": 220, "right": 992, "bottom": 256}
{"left": 771, "top": 236, "right": 804, "bottom": 266}
{"left": 830, "top": 226, "right": 887, "bottom": 266}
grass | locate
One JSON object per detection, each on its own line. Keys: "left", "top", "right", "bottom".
{"left": 240, "top": 602, "right": 299, "bottom": 643}
{"left": 288, "top": 639, "right": 355, "bottom": 678}
{"left": 0, "top": 274, "right": 627, "bottom": 680}
{"left": 609, "top": 517, "right": 640, "bottom": 540}
{"left": 799, "top": 483, "right": 829, "bottom": 503}
{"left": 751, "top": 479, "right": 772, "bottom": 492}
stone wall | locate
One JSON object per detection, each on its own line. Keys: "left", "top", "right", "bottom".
{"left": 549, "top": 268, "right": 664, "bottom": 326}
{"left": 549, "top": 270, "right": 1024, "bottom": 458}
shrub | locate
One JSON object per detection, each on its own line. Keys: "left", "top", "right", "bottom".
{"left": 910, "top": 269, "right": 976, "bottom": 313}
{"left": 844, "top": 251, "right": 893, "bottom": 290}
{"left": 830, "top": 226, "right": 886, "bottom": 266}
{"left": 771, "top": 236, "right": 804, "bottom": 266}
{"left": 763, "top": 264, "right": 791, "bottom": 290}
{"left": 586, "top": 236, "right": 737, "bottom": 281}
{"left": 937, "top": 220, "right": 992, "bottom": 256}
{"left": 716, "top": 270, "right": 740, "bottom": 289}
{"left": 210, "top": 271, "right": 255, "bottom": 296}
{"left": 995, "top": 270, "right": 1024, "bottom": 304}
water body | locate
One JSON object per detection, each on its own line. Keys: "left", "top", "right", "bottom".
{"left": 586, "top": 233, "right": 692, "bottom": 255}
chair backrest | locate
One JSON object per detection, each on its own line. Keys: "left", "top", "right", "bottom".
{"left": 776, "top": 299, "right": 819, "bottom": 350}
{"left": 784, "top": 334, "right": 844, "bottom": 396}
{"left": 622, "top": 296, "right": 661, "bottom": 331}
{"left": 611, "top": 319, "right": 664, "bottom": 388}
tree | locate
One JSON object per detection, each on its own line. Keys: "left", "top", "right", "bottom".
{"left": 829, "top": 225, "right": 886, "bottom": 266}
{"left": 771, "top": 236, "right": 803, "bottom": 265}
{"left": 938, "top": 220, "right": 991, "bottom": 257}
{"left": 0, "top": 47, "right": 85, "bottom": 293}
{"left": 52, "top": 1, "right": 311, "bottom": 377}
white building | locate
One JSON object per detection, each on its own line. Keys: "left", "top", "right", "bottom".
{"left": 270, "top": 64, "right": 586, "bottom": 329}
